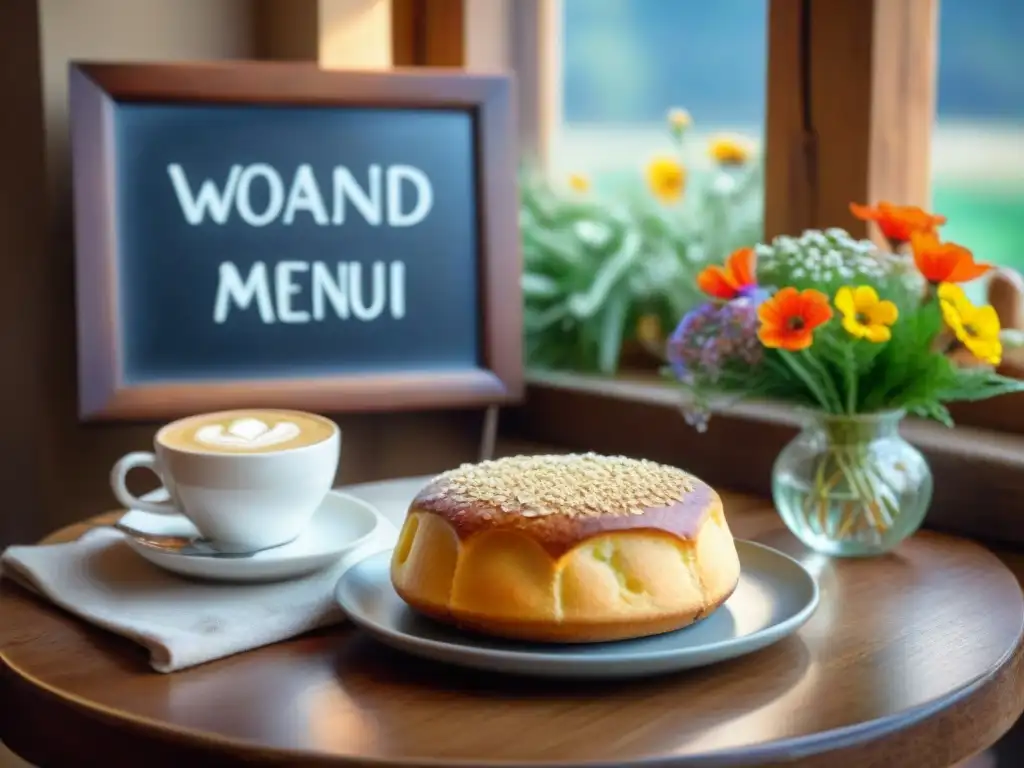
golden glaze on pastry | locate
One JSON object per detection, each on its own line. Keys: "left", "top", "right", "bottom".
{"left": 390, "top": 454, "right": 741, "bottom": 643}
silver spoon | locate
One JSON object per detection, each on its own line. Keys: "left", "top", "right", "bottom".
{"left": 113, "top": 521, "right": 296, "bottom": 559}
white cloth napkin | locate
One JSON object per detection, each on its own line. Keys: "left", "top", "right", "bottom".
{"left": 1, "top": 514, "right": 398, "bottom": 673}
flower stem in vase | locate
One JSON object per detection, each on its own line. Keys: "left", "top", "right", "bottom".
{"left": 774, "top": 410, "right": 933, "bottom": 556}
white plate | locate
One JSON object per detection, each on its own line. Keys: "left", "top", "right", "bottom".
{"left": 120, "top": 490, "right": 384, "bottom": 582}
{"left": 335, "top": 540, "right": 819, "bottom": 679}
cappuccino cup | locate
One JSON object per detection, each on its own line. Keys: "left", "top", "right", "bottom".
{"left": 110, "top": 409, "right": 340, "bottom": 552}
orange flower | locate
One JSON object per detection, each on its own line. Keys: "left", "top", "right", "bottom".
{"left": 849, "top": 202, "right": 946, "bottom": 246}
{"left": 757, "top": 287, "right": 833, "bottom": 351}
{"left": 697, "top": 247, "right": 757, "bottom": 300}
{"left": 910, "top": 232, "right": 991, "bottom": 284}
{"left": 708, "top": 134, "right": 754, "bottom": 165}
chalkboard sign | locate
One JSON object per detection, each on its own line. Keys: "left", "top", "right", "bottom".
{"left": 69, "top": 62, "right": 521, "bottom": 421}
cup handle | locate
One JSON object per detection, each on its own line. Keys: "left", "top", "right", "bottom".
{"left": 110, "top": 451, "right": 178, "bottom": 515}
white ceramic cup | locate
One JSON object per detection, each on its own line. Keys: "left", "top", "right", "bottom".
{"left": 110, "top": 410, "right": 341, "bottom": 552}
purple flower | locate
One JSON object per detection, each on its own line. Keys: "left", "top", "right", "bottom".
{"left": 668, "top": 297, "right": 762, "bottom": 385}
{"left": 738, "top": 285, "right": 771, "bottom": 303}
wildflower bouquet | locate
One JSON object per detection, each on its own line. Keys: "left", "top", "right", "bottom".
{"left": 666, "top": 202, "right": 1024, "bottom": 552}
{"left": 521, "top": 109, "right": 762, "bottom": 374}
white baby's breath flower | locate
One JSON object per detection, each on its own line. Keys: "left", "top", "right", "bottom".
{"left": 803, "top": 230, "right": 829, "bottom": 247}
{"left": 755, "top": 223, "right": 919, "bottom": 298}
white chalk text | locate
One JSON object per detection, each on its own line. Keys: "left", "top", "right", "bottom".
{"left": 167, "top": 163, "right": 433, "bottom": 228}
{"left": 166, "top": 162, "right": 425, "bottom": 325}
{"left": 213, "top": 260, "right": 406, "bottom": 324}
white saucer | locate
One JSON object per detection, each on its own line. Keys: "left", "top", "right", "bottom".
{"left": 119, "top": 490, "right": 385, "bottom": 582}
{"left": 336, "top": 540, "right": 819, "bottom": 679}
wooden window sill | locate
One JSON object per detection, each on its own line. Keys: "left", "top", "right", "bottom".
{"left": 507, "top": 370, "right": 1024, "bottom": 548}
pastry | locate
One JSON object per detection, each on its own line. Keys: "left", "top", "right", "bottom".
{"left": 390, "top": 453, "right": 741, "bottom": 643}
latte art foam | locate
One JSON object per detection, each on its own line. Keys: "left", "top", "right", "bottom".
{"left": 158, "top": 409, "right": 336, "bottom": 455}
{"left": 195, "top": 418, "right": 301, "bottom": 450}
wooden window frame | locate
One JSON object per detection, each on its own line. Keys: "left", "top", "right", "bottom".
{"left": 396, "top": 0, "right": 1024, "bottom": 543}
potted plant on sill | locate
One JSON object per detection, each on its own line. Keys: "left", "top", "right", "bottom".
{"left": 520, "top": 109, "right": 762, "bottom": 375}
{"left": 664, "top": 203, "right": 1024, "bottom": 556}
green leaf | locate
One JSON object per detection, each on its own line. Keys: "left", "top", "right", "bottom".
{"left": 937, "top": 366, "right": 1024, "bottom": 403}
{"left": 596, "top": 289, "right": 630, "bottom": 375}
{"left": 521, "top": 228, "right": 584, "bottom": 271}
{"left": 521, "top": 273, "right": 561, "bottom": 300}
{"left": 523, "top": 302, "right": 570, "bottom": 333}
{"left": 883, "top": 353, "right": 954, "bottom": 410}
{"left": 777, "top": 350, "right": 838, "bottom": 412}
{"left": 908, "top": 401, "right": 954, "bottom": 427}
{"left": 566, "top": 232, "right": 642, "bottom": 319}
{"left": 859, "top": 300, "right": 943, "bottom": 411}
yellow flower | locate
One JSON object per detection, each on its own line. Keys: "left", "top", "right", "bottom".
{"left": 568, "top": 173, "right": 590, "bottom": 194}
{"left": 708, "top": 134, "right": 753, "bottom": 166}
{"left": 646, "top": 156, "right": 686, "bottom": 203}
{"left": 834, "top": 286, "right": 899, "bottom": 343}
{"left": 938, "top": 283, "right": 1002, "bottom": 365}
{"left": 636, "top": 314, "right": 662, "bottom": 344}
{"left": 667, "top": 107, "right": 692, "bottom": 132}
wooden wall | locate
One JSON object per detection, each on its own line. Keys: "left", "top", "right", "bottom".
{"left": 0, "top": 0, "right": 50, "bottom": 548}
{"left": 0, "top": 0, "right": 483, "bottom": 549}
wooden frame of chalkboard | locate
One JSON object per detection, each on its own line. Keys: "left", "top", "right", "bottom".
{"left": 69, "top": 62, "right": 522, "bottom": 421}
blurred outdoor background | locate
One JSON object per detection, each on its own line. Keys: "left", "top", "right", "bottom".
{"left": 556, "top": 0, "right": 1024, "bottom": 299}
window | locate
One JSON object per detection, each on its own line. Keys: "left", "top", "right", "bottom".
{"left": 932, "top": 0, "right": 1024, "bottom": 303}
{"left": 453, "top": 0, "right": 1024, "bottom": 433}
{"left": 513, "top": 0, "right": 771, "bottom": 375}
{"left": 554, "top": 0, "right": 767, "bottom": 245}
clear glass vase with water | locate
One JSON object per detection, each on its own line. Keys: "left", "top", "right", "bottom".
{"left": 772, "top": 409, "right": 933, "bottom": 556}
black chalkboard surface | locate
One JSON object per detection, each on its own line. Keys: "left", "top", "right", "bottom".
{"left": 69, "top": 63, "right": 522, "bottom": 421}
{"left": 117, "top": 103, "right": 479, "bottom": 380}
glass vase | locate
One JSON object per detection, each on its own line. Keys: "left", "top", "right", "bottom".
{"left": 772, "top": 410, "right": 933, "bottom": 556}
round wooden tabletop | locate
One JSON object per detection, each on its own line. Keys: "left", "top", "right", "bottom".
{"left": 2, "top": 476, "right": 1023, "bottom": 768}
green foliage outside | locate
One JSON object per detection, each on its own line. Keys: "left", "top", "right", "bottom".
{"left": 520, "top": 122, "right": 763, "bottom": 374}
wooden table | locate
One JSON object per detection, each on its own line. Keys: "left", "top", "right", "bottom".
{"left": 2, "top": 476, "right": 1023, "bottom": 768}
